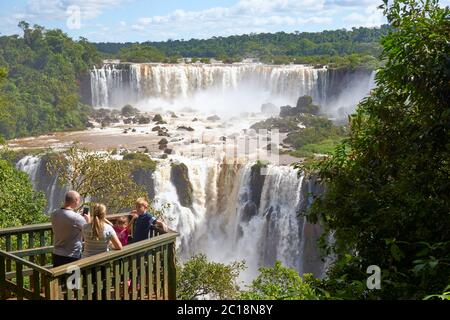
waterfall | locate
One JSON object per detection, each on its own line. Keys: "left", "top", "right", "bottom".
{"left": 16, "top": 155, "right": 41, "bottom": 189}
{"left": 17, "top": 154, "right": 326, "bottom": 281}
{"left": 90, "top": 63, "right": 329, "bottom": 108}
{"left": 151, "top": 157, "right": 325, "bottom": 282}
{"left": 16, "top": 156, "right": 66, "bottom": 214}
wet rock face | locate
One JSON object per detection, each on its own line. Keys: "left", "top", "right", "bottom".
{"left": 158, "top": 138, "right": 168, "bottom": 150}
{"left": 207, "top": 115, "right": 221, "bottom": 121}
{"left": 153, "top": 114, "right": 163, "bottom": 122}
{"left": 35, "top": 155, "right": 68, "bottom": 213}
{"left": 138, "top": 116, "right": 151, "bottom": 124}
{"left": 280, "top": 95, "right": 319, "bottom": 117}
{"left": 177, "top": 126, "right": 194, "bottom": 132}
{"left": 249, "top": 163, "right": 266, "bottom": 210}
{"left": 239, "top": 162, "right": 267, "bottom": 222}
{"left": 131, "top": 167, "right": 156, "bottom": 200}
{"left": 170, "top": 162, "right": 194, "bottom": 208}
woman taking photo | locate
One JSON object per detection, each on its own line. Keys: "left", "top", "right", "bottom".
{"left": 82, "top": 203, "right": 122, "bottom": 258}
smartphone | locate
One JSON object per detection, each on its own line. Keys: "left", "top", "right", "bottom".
{"left": 82, "top": 206, "right": 89, "bottom": 215}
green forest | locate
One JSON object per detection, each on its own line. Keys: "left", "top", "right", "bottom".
{"left": 0, "top": 22, "right": 101, "bottom": 140}
{"left": 96, "top": 25, "right": 389, "bottom": 67}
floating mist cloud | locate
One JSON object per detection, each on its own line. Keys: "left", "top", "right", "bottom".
{"left": 323, "top": 71, "right": 376, "bottom": 120}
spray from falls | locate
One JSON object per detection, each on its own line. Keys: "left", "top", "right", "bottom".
{"left": 90, "top": 63, "right": 375, "bottom": 119}
{"left": 90, "top": 63, "right": 329, "bottom": 111}
{"left": 17, "top": 154, "right": 326, "bottom": 281}
{"left": 151, "top": 157, "right": 326, "bottom": 282}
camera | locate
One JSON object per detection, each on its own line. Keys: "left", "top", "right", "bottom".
{"left": 82, "top": 206, "right": 89, "bottom": 215}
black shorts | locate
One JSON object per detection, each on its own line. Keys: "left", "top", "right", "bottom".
{"left": 52, "top": 254, "right": 79, "bottom": 268}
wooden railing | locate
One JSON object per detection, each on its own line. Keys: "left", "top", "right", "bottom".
{"left": 0, "top": 214, "right": 178, "bottom": 300}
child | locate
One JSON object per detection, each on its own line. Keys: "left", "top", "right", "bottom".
{"left": 113, "top": 216, "right": 130, "bottom": 246}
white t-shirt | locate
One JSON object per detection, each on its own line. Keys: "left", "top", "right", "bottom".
{"left": 81, "top": 223, "right": 116, "bottom": 258}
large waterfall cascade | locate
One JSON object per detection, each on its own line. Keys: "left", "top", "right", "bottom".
{"left": 17, "top": 154, "right": 326, "bottom": 282}
{"left": 90, "top": 63, "right": 330, "bottom": 109}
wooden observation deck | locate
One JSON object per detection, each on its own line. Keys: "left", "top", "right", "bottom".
{"left": 0, "top": 214, "right": 178, "bottom": 300}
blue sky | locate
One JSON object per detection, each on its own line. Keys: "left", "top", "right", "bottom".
{"left": 0, "top": 0, "right": 448, "bottom": 42}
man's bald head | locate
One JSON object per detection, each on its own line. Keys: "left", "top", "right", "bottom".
{"left": 65, "top": 191, "right": 80, "bottom": 209}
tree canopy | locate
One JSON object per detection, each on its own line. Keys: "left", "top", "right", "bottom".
{"left": 0, "top": 22, "right": 101, "bottom": 139}
{"left": 176, "top": 253, "right": 245, "bottom": 300}
{"left": 0, "top": 159, "right": 47, "bottom": 228}
{"left": 300, "top": 0, "right": 450, "bottom": 299}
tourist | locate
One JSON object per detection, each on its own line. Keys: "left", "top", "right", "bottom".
{"left": 81, "top": 203, "right": 122, "bottom": 258}
{"left": 129, "top": 198, "right": 168, "bottom": 243}
{"left": 113, "top": 215, "right": 131, "bottom": 246}
{"left": 51, "top": 191, "right": 90, "bottom": 267}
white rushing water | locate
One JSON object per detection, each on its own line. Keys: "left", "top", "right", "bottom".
{"left": 151, "top": 156, "right": 324, "bottom": 282}
{"left": 16, "top": 155, "right": 41, "bottom": 189}
{"left": 17, "top": 154, "right": 325, "bottom": 282}
{"left": 90, "top": 63, "right": 328, "bottom": 110}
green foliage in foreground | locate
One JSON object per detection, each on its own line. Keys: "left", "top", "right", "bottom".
{"left": 0, "top": 159, "right": 47, "bottom": 228}
{"left": 300, "top": 0, "right": 450, "bottom": 299}
{"left": 176, "top": 254, "right": 245, "bottom": 300}
{"left": 177, "top": 256, "right": 324, "bottom": 300}
{"left": 239, "top": 261, "right": 319, "bottom": 300}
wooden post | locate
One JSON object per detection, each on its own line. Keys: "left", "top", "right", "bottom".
{"left": 139, "top": 255, "right": 146, "bottom": 300}
{"left": 5, "top": 236, "right": 11, "bottom": 272}
{"left": 147, "top": 252, "right": 154, "bottom": 300}
{"left": 0, "top": 255, "right": 6, "bottom": 300}
{"left": 155, "top": 249, "right": 161, "bottom": 300}
{"left": 44, "top": 276, "right": 60, "bottom": 300}
{"left": 167, "top": 242, "right": 177, "bottom": 300}
{"left": 163, "top": 244, "right": 169, "bottom": 299}
{"left": 114, "top": 261, "right": 121, "bottom": 300}
{"left": 16, "top": 261, "right": 24, "bottom": 300}
{"left": 32, "top": 270, "right": 41, "bottom": 300}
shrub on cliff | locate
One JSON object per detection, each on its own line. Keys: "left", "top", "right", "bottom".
{"left": 121, "top": 104, "right": 139, "bottom": 117}
{"left": 0, "top": 159, "right": 47, "bottom": 228}
{"left": 239, "top": 261, "right": 318, "bottom": 300}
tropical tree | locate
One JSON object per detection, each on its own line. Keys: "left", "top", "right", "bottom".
{"left": 0, "top": 159, "right": 47, "bottom": 228}
{"left": 176, "top": 253, "right": 245, "bottom": 300}
{"left": 300, "top": 0, "right": 450, "bottom": 299}
{"left": 47, "top": 144, "right": 146, "bottom": 214}
{"left": 239, "top": 261, "right": 318, "bottom": 300}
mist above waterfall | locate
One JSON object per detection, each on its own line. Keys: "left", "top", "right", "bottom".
{"left": 134, "top": 83, "right": 295, "bottom": 119}
{"left": 90, "top": 63, "right": 375, "bottom": 121}
{"left": 324, "top": 71, "right": 376, "bottom": 120}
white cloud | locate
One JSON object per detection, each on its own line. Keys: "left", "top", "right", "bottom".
{"left": 25, "top": 0, "right": 128, "bottom": 20}
{"left": 130, "top": 0, "right": 337, "bottom": 40}
{"left": 341, "top": 2, "right": 384, "bottom": 27}
{"left": 325, "top": 0, "right": 380, "bottom": 7}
